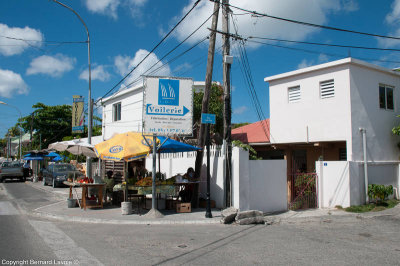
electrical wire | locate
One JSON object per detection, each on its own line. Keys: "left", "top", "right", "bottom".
{"left": 98, "top": 0, "right": 202, "bottom": 101}
{"left": 248, "top": 39, "right": 400, "bottom": 64}
{"left": 0, "top": 34, "right": 87, "bottom": 44}
{"left": 92, "top": 36, "right": 209, "bottom": 113}
{"left": 248, "top": 37, "right": 400, "bottom": 52}
{"left": 214, "top": 0, "right": 400, "bottom": 41}
{"left": 231, "top": 14, "right": 274, "bottom": 143}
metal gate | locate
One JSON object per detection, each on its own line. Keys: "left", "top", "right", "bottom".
{"left": 289, "top": 172, "right": 318, "bottom": 210}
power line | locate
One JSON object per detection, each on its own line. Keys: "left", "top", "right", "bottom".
{"left": 249, "top": 37, "right": 400, "bottom": 52}
{"left": 0, "top": 34, "right": 87, "bottom": 44}
{"left": 230, "top": 14, "right": 273, "bottom": 142}
{"left": 92, "top": 36, "right": 209, "bottom": 113}
{"left": 249, "top": 39, "right": 400, "bottom": 64}
{"left": 99, "top": 0, "right": 202, "bottom": 101}
{"left": 214, "top": 0, "right": 400, "bottom": 41}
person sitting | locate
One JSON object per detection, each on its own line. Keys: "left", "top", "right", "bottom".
{"left": 184, "top": 167, "right": 195, "bottom": 181}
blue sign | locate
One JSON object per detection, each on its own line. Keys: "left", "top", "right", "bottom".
{"left": 324, "top": 163, "right": 327, "bottom": 166}
{"left": 158, "top": 79, "right": 179, "bottom": 106}
{"left": 201, "top": 113, "right": 216, "bottom": 124}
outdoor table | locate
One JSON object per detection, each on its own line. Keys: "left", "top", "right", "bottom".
{"left": 113, "top": 184, "right": 177, "bottom": 210}
{"left": 80, "top": 183, "right": 106, "bottom": 210}
{"left": 63, "top": 181, "right": 106, "bottom": 210}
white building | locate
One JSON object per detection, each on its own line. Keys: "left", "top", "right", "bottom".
{"left": 263, "top": 57, "right": 400, "bottom": 207}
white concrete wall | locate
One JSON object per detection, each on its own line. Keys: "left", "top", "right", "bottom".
{"left": 316, "top": 161, "right": 352, "bottom": 208}
{"left": 349, "top": 65, "right": 400, "bottom": 162}
{"left": 232, "top": 147, "right": 287, "bottom": 213}
{"left": 248, "top": 159, "right": 287, "bottom": 213}
{"left": 145, "top": 147, "right": 225, "bottom": 208}
{"left": 146, "top": 146, "right": 288, "bottom": 212}
{"left": 316, "top": 161, "right": 400, "bottom": 208}
{"left": 101, "top": 86, "right": 144, "bottom": 140}
{"left": 269, "top": 64, "right": 352, "bottom": 145}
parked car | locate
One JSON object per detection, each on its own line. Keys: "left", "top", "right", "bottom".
{"left": 0, "top": 161, "right": 25, "bottom": 182}
{"left": 42, "top": 163, "right": 84, "bottom": 188}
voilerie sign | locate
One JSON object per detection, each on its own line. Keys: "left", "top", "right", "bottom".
{"left": 143, "top": 76, "right": 193, "bottom": 136}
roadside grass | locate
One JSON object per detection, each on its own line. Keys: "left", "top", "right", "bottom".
{"left": 335, "top": 199, "right": 399, "bottom": 213}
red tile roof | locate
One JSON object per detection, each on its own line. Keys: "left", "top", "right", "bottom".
{"left": 231, "top": 119, "right": 270, "bottom": 144}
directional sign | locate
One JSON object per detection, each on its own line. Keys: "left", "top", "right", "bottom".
{"left": 201, "top": 113, "right": 216, "bottom": 124}
{"left": 143, "top": 76, "right": 193, "bottom": 136}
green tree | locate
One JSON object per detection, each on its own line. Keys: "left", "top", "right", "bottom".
{"left": 19, "top": 103, "right": 72, "bottom": 149}
{"left": 193, "top": 83, "right": 224, "bottom": 143}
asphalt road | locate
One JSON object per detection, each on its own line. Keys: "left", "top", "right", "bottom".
{"left": 1, "top": 181, "right": 400, "bottom": 265}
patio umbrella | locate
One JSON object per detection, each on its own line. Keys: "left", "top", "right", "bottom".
{"left": 45, "top": 152, "right": 60, "bottom": 158}
{"left": 94, "top": 132, "right": 154, "bottom": 162}
{"left": 48, "top": 140, "right": 96, "bottom": 157}
{"left": 157, "top": 136, "right": 201, "bottom": 153}
{"left": 94, "top": 132, "right": 155, "bottom": 202}
{"left": 156, "top": 136, "right": 201, "bottom": 173}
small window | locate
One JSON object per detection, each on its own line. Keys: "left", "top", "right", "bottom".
{"left": 288, "top": 86, "right": 301, "bottom": 103}
{"left": 113, "top": 102, "right": 121, "bottom": 121}
{"left": 379, "top": 84, "right": 394, "bottom": 110}
{"left": 320, "top": 79, "right": 334, "bottom": 99}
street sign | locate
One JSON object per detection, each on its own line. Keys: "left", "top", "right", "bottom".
{"left": 72, "top": 95, "right": 84, "bottom": 133}
{"left": 143, "top": 76, "right": 193, "bottom": 136}
{"left": 201, "top": 113, "right": 216, "bottom": 124}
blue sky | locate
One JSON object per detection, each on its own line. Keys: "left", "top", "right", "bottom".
{"left": 1, "top": 0, "right": 400, "bottom": 138}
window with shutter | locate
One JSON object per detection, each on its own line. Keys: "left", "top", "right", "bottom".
{"left": 288, "top": 86, "right": 301, "bottom": 103}
{"left": 320, "top": 79, "right": 334, "bottom": 99}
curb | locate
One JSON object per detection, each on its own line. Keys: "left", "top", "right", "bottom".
{"left": 29, "top": 210, "right": 222, "bottom": 225}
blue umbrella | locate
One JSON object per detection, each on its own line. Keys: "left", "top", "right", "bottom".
{"left": 157, "top": 136, "right": 201, "bottom": 153}
{"left": 52, "top": 156, "right": 64, "bottom": 162}
{"left": 45, "top": 152, "right": 60, "bottom": 158}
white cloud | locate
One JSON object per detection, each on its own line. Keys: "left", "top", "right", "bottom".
{"left": 173, "top": 63, "right": 192, "bottom": 74}
{"left": 114, "top": 49, "right": 171, "bottom": 88}
{"left": 386, "top": 0, "right": 400, "bottom": 24}
{"left": 84, "top": 0, "right": 148, "bottom": 19}
{"left": 0, "top": 69, "right": 29, "bottom": 98}
{"left": 171, "top": 0, "right": 354, "bottom": 48}
{"left": 26, "top": 54, "right": 76, "bottom": 77}
{"left": 297, "top": 59, "right": 314, "bottom": 69}
{"left": 341, "top": 0, "right": 359, "bottom": 12}
{"left": 297, "top": 54, "right": 329, "bottom": 69}
{"left": 84, "top": 0, "right": 120, "bottom": 19}
{"left": 79, "top": 65, "right": 111, "bottom": 82}
{"left": 0, "top": 24, "right": 44, "bottom": 56}
{"left": 380, "top": 0, "right": 400, "bottom": 48}
{"left": 233, "top": 106, "right": 247, "bottom": 115}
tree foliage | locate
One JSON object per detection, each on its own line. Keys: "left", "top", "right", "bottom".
{"left": 18, "top": 103, "right": 72, "bottom": 149}
{"left": 193, "top": 83, "right": 224, "bottom": 143}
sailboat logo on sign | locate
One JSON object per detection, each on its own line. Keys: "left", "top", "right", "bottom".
{"left": 158, "top": 79, "right": 179, "bottom": 106}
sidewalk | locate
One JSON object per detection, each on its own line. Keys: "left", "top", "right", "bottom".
{"left": 26, "top": 181, "right": 222, "bottom": 225}
{"left": 24, "top": 181, "right": 400, "bottom": 225}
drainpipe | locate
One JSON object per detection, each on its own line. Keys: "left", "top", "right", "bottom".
{"left": 359, "top": 128, "right": 369, "bottom": 203}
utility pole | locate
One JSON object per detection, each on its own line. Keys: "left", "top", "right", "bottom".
{"left": 30, "top": 112, "right": 34, "bottom": 150}
{"left": 194, "top": 1, "right": 220, "bottom": 181}
{"left": 222, "top": 0, "right": 232, "bottom": 207}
